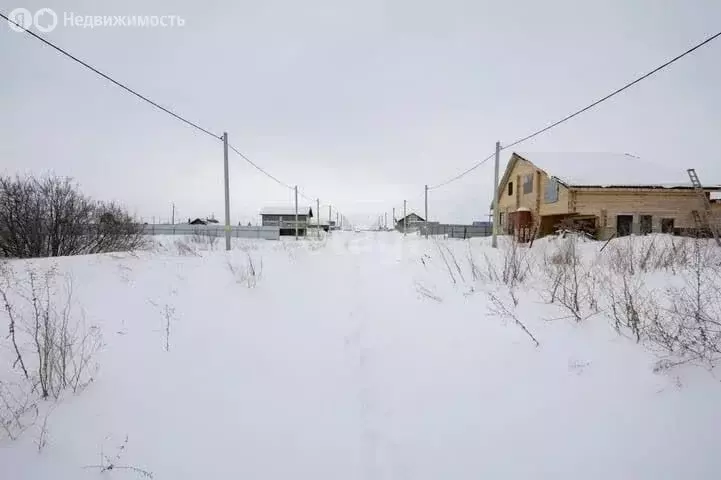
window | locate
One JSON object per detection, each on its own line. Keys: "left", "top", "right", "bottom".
{"left": 661, "top": 218, "right": 675, "bottom": 234}
{"left": 640, "top": 215, "right": 653, "bottom": 235}
{"left": 523, "top": 174, "right": 533, "bottom": 194}
{"left": 499, "top": 212, "right": 505, "bottom": 227}
{"left": 544, "top": 178, "right": 558, "bottom": 203}
{"left": 508, "top": 182, "right": 514, "bottom": 196}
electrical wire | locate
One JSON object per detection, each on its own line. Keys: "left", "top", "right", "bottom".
{"left": 226, "top": 143, "right": 295, "bottom": 190}
{"left": 1, "top": 10, "right": 353, "bottom": 221}
{"left": 0, "top": 11, "right": 221, "bottom": 140}
{"left": 428, "top": 152, "right": 496, "bottom": 190}
{"left": 503, "top": 30, "right": 721, "bottom": 150}
{"left": 427, "top": 29, "right": 721, "bottom": 190}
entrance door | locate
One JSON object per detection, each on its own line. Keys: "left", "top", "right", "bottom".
{"left": 640, "top": 215, "right": 653, "bottom": 235}
{"left": 617, "top": 215, "right": 633, "bottom": 237}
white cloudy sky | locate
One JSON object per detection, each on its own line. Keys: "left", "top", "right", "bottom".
{"left": 1, "top": 0, "right": 720, "bottom": 226}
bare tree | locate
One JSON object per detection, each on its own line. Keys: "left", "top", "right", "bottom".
{"left": 0, "top": 175, "right": 144, "bottom": 259}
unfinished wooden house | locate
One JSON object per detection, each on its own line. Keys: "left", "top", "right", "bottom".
{"left": 494, "top": 152, "right": 721, "bottom": 241}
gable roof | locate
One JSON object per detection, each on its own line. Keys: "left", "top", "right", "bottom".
{"left": 396, "top": 212, "right": 425, "bottom": 222}
{"left": 498, "top": 152, "right": 721, "bottom": 191}
{"left": 514, "top": 152, "right": 700, "bottom": 188}
{"left": 260, "top": 206, "right": 313, "bottom": 216}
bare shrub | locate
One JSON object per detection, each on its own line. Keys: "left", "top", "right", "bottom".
{"left": 543, "top": 237, "right": 589, "bottom": 321}
{"left": 0, "top": 262, "right": 29, "bottom": 379}
{"left": 84, "top": 435, "right": 154, "bottom": 478}
{"left": 0, "top": 175, "right": 145, "bottom": 259}
{"left": 173, "top": 239, "right": 199, "bottom": 257}
{"left": 601, "top": 271, "right": 659, "bottom": 342}
{"left": 190, "top": 229, "right": 218, "bottom": 250}
{"left": 0, "top": 381, "right": 38, "bottom": 440}
{"left": 486, "top": 290, "right": 540, "bottom": 347}
{"left": 434, "top": 240, "right": 465, "bottom": 285}
{"left": 604, "top": 236, "right": 701, "bottom": 275}
{"left": 34, "top": 406, "right": 54, "bottom": 453}
{"left": 228, "top": 254, "right": 263, "bottom": 288}
{"left": 650, "top": 239, "right": 721, "bottom": 366}
{"left": 481, "top": 239, "right": 532, "bottom": 287}
{"left": 1, "top": 264, "right": 102, "bottom": 400}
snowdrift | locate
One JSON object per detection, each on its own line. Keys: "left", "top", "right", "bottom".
{"left": 1, "top": 232, "right": 721, "bottom": 479}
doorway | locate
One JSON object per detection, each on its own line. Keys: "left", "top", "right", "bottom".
{"left": 617, "top": 215, "right": 633, "bottom": 237}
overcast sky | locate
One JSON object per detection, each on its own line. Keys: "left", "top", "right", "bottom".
{"left": 2, "top": 0, "right": 720, "bottom": 226}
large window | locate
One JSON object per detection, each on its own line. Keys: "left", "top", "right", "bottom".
{"left": 544, "top": 178, "right": 558, "bottom": 203}
{"left": 523, "top": 174, "right": 533, "bottom": 194}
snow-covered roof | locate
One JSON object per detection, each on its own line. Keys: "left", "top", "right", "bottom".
{"left": 514, "top": 152, "right": 720, "bottom": 188}
{"left": 260, "top": 206, "right": 312, "bottom": 216}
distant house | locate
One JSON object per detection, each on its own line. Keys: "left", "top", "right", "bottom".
{"left": 206, "top": 217, "right": 219, "bottom": 224}
{"left": 493, "top": 152, "right": 721, "bottom": 240}
{"left": 188, "top": 218, "right": 207, "bottom": 226}
{"left": 260, "top": 206, "right": 314, "bottom": 236}
{"left": 395, "top": 213, "right": 425, "bottom": 231}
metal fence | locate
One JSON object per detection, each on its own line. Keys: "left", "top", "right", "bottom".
{"left": 424, "top": 223, "right": 493, "bottom": 239}
{"left": 139, "top": 224, "right": 280, "bottom": 240}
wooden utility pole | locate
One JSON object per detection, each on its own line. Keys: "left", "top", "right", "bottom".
{"left": 294, "top": 185, "right": 299, "bottom": 240}
{"left": 223, "top": 132, "right": 231, "bottom": 251}
{"left": 492, "top": 141, "right": 501, "bottom": 248}
{"left": 424, "top": 184, "right": 429, "bottom": 239}
{"left": 403, "top": 200, "right": 407, "bottom": 235}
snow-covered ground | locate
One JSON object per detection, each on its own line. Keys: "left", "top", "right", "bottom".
{"left": 2, "top": 232, "right": 721, "bottom": 479}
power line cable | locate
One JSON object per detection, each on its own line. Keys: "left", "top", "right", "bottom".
{"left": 0, "top": 11, "right": 221, "bottom": 140}
{"left": 226, "top": 143, "right": 295, "bottom": 190}
{"left": 1, "top": 11, "right": 352, "bottom": 222}
{"left": 427, "top": 29, "right": 721, "bottom": 189}
{"left": 503, "top": 30, "right": 721, "bottom": 150}
{"left": 428, "top": 152, "right": 496, "bottom": 190}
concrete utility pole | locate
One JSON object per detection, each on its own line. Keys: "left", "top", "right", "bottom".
{"left": 223, "top": 132, "right": 231, "bottom": 251}
{"left": 384, "top": 212, "right": 387, "bottom": 230}
{"left": 316, "top": 198, "right": 320, "bottom": 238}
{"left": 171, "top": 203, "right": 175, "bottom": 225}
{"left": 424, "top": 184, "right": 429, "bottom": 239}
{"left": 328, "top": 205, "right": 332, "bottom": 233}
{"left": 294, "top": 185, "right": 299, "bottom": 240}
{"left": 492, "top": 140, "right": 501, "bottom": 249}
{"left": 392, "top": 207, "right": 395, "bottom": 231}
{"left": 336, "top": 211, "right": 339, "bottom": 229}
{"left": 403, "top": 200, "right": 407, "bottom": 235}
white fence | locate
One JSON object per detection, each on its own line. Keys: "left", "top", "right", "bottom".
{"left": 140, "top": 224, "right": 280, "bottom": 240}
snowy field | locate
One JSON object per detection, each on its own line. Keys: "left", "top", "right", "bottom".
{"left": 2, "top": 232, "right": 721, "bottom": 479}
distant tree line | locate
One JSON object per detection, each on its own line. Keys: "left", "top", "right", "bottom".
{"left": 0, "top": 175, "right": 145, "bottom": 258}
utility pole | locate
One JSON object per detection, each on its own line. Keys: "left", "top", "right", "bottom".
{"left": 328, "top": 205, "right": 332, "bottom": 233}
{"left": 392, "top": 207, "right": 395, "bottom": 231}
{"left": 336, "top": 211, "right": 339, "bottom": 229}
{"left": 403, "top": 200, "right": 407, "bottom": 235}
{"left": 384, "top": 212, "right": 387, "bottom": 230}
{"left": 424, "top": 184, "right": 429, "bottom": 239}
{"left": 492, "top": 140, "right": 501, "bottom": 248}
{"left": 294, "top": 185, "right": 299, "bottom": 240}
{"left": 316, "top": 198, "right": 320, "bottom": 238}
{"left": 223, "top": 132, "right": 231, "bottom": 251}
{"left": 171, "top": 203, "right": 175, "bottom": 225}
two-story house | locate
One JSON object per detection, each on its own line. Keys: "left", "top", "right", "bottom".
{"left": 260, "top": 206, "right": 313, "bottom": 236}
